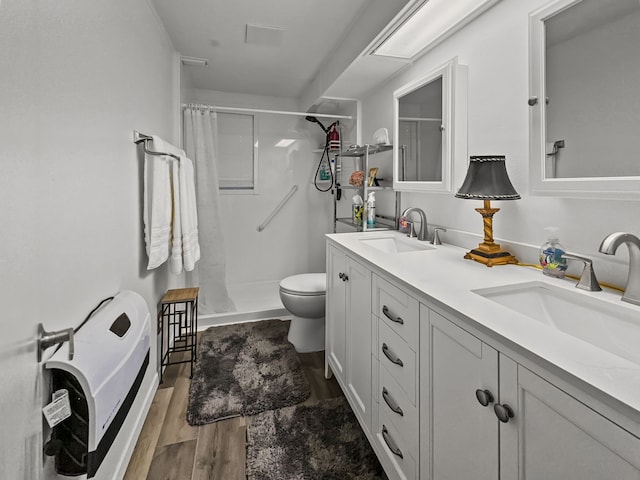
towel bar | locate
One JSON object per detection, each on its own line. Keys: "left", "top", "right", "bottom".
{"left": 133, "top": 130, "right": 180, "bottom": 160}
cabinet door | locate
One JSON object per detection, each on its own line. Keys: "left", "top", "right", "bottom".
{"left": 346, "top": 256, "right": 373, "bottom": 428}
{"left": 500, "top": 362, "right": 640, "bottom": 480}
{"left": 427, "top": 311, "right": 499, "bottom": 480}
{"left": 326, "top": 246, "right": 346, "bottom": 383}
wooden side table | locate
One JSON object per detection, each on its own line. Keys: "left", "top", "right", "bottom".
{"left": 158, "top": 287, "right": 199, "bottom": 382}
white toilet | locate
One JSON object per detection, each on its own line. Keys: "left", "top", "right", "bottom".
{"left": 279, "top": 273, "right": 326, "bottom": 353}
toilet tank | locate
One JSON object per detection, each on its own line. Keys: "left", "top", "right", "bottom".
{"left": 45, "top": 290, "right": 151, "bottom": 478}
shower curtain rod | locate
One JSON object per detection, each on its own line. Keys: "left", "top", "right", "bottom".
{"left": 181, "top": 103, "right": 352, "bottom": 120}
{"left": 133, "top": 130, "right": 180, "bottom": 160}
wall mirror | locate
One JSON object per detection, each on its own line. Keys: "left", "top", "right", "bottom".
{"left": 393, "top": 57, "right": 467, "bottom": 193}
{"left": 529, "top": 0, "right": 640, "bottom": 199}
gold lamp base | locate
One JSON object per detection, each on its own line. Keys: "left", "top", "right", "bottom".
{"left": 464, "top": 245, "right": 518, "bottom": 267}
{"left": 464, "top": 200, "right": 518, "bottom": 267}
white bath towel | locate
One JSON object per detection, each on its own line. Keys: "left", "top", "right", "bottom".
{"left": 179, "top": 155, "right": 200, "bottom": 271}
{"left": 143, "top": 137, "right": 172, "bottom": 270}
{"left": 169, "top": 159, "right": 184, "bottom": 274}
{"left": 142, "top": 134, "right": 201, "bottom": 273}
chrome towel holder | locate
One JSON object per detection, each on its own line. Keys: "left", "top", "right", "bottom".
{"left": 133, "top": 130, "right": 180, "bottom": 160}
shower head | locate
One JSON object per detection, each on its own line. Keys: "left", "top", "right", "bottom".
{"left": 305, "top": 115, "right": 329, "bottom": 134}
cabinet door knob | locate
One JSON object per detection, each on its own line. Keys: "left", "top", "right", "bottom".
{"left": 494, "top": 403, "right": 515, "bottom": 423}
{"left": 342, "top": 274, "right": 349, "bottom": 282}
{"left": 338, "top": 272, "right": 344, "bottom": 280}
{"left": 382, "top": 387, "right": 404, "bottom": 416}
{"left": 382, "top": 425, "right": 404, "bottom": 459}
{"left": 382, "top": 343, "right": 404, "bottom": 367}
{"left": 382, "top": 305, "right": 404, "bottom": 325}
{"left": 475, "top": 389, "right": 494, "bottom": 407}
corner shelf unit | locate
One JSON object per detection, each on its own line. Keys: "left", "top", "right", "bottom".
{"left": 334, "top": 144, "right": 400, "bottom": 233}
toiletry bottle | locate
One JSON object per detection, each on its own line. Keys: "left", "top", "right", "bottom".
{"left": 539, "top": 227, "right": 568, "bottom": 278}
{"left": 319, "top": 161, "right": 330, "bottom": 181}
{"left": 352, "top": 194, "right": 363, "bottom": 226}
{"left": 366, "top": 192, "right": 376, "bottom": 227}
{"left": 328, "top": 123, "right": 340, "bottom": 151}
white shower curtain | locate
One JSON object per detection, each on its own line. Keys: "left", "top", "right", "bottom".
{"left": 183, "top": 106, "right": 236, "bottom": 314}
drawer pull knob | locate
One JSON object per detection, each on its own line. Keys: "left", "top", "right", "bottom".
{"left": 382, "top": 387, "right": 404, "bottom": 416}
{"left": 382, "top": 305, "right": 404, "bottom": 325}
{"left": 494, "top": 403, "right": 515, "bottom": 423}
{"left": 382, "top": 343, "right": 404, "bottom": 367}
{"left": 475, "top": 389, "right": 494, "bottom": 407}
{"left": 382, "top": 425, "right": 404, "bottom": 459}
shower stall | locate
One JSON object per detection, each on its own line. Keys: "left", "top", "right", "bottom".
{"left": 182, "top": 97, "right": 358, "bottom": 327}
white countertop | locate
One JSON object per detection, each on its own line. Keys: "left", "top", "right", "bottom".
{"left": 327, "top": 230, "right": 640, "bottom": 423}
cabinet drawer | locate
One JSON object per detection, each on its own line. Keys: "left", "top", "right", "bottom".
{"left": 379, "top": 322, "right": 416, "bottom": 405}
{"left": 379, "top": 362, "right": 418, "bottom": 459}
{"left": 377, "top": 407, "right": 417, "bottom": 480}
{"left": 375, "top": 275, "right": 419, "bottom": 351}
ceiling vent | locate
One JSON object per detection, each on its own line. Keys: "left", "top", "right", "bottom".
{"left": 245, "top": 24, "right": 284, "bottom": 46}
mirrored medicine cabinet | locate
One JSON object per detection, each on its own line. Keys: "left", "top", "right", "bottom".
{"left": 529, "top": 0, "right": 640, "bottom": 199}
{"left": 393, "top": 57, "right": 468, "bottom": 193}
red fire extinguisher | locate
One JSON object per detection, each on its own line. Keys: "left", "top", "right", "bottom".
{"left": 328, "top": 122, "right": 340, "bottom": 151}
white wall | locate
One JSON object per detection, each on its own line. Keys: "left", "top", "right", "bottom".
{"left": 299, "top": 0, "right": 411, "bottom": 111}
{"left": 359, "top": 0, "right": 637, "bottom": 288}
{"left": 183, "top": 89, "right": 334, "bottom": 290}
{"left": 0, "top": 1, "right": 178, "bottom": 478}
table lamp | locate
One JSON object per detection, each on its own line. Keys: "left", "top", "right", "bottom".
{"left": 455, "top": 155, "right": 520, "bottom": 267}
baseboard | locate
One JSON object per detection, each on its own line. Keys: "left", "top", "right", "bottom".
{"left": 112, "top": 372, "right": 159, "bottom": 480}
{"left": 198, "top": 307, "right": 289, "bottom": 330}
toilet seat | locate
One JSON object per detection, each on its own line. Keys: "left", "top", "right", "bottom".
{"left": 279, "top": 273, "right": 326, "bottom": 296}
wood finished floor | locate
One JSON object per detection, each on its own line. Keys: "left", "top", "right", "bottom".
{"left": 124, "top": 345, "right": 343, "bottom": 480}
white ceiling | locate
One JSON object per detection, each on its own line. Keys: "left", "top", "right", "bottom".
{"left": 151, "top": 0, "right": 377, "bottom": 98}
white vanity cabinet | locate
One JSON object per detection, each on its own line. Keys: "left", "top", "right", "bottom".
{"left": 422, "top": 307, "right": 640, "bottom": 480}
{"left": 326, "top": 244, "right": 373, "bottom": 430}
{"left": 326, "top": 234, "right": 640, "bottom": 480}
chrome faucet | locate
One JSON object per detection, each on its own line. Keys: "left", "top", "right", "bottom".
{"left": 432, "top": 227, "right": 447, "bottom": 246}
{"left": 599, "top": 232, "right": 640, "bottom": 306}
{"left": 561, "top": 253, "right": 602, "bottom": 292}
{"left": 402, "top": 207, "right": 428, "bottom": 241}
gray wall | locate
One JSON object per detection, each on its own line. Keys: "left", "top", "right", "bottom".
{"left": 0, "top": 1, "right": 178, "bottom": 478}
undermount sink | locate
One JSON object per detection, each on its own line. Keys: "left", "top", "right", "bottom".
{"left": 474, "top": 282, "right": 640, "bottom": 364}
{"left": 360, "top": 236, "right": 435, "bottom": 254}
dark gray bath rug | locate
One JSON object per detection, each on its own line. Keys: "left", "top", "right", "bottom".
{"left": 187, "top": 319, "right": 311, "bottom": 425}
{"left": 246, "top": 397, "right": 385, "bottom": 480}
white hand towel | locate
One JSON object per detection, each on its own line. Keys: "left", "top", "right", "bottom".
{"left": 179, "top": 155, "right": 200, "bottom": 271}
{"left": 143, "top": 137, "right": 172, "bottom": 270}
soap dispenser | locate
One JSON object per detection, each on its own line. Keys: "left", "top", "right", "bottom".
{"left": 539, "top": 227, "right": 568, "bottom": 278}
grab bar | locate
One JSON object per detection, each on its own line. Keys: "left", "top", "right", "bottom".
{"left": 257, "top": 185, "right": 298, "bottom": 232}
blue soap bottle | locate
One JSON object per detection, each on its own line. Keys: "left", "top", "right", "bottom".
{"left": 539, "top": 227, "right": 568, "bottom": 278}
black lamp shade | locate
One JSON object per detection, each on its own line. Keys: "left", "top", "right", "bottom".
{"left": 455, "top": 156, "right": 520, "bottom": 200}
